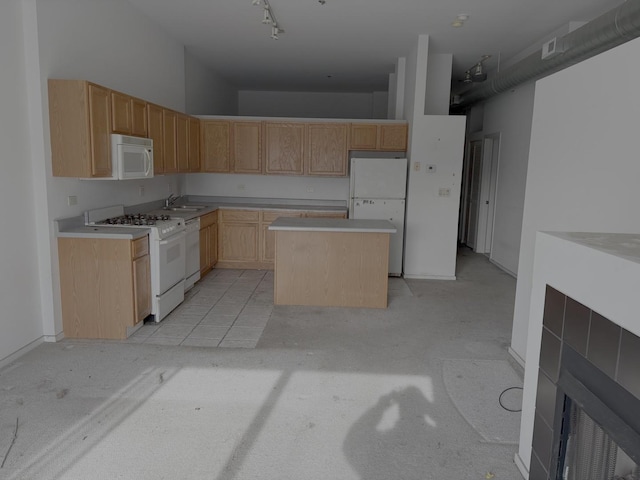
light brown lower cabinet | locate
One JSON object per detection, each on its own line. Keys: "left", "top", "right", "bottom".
{"left": 215, "top": 208, "right": 346, "bottom": 270}
{"left": 58, "top": 235, "right": 151, "bottom": 340}
{"left": 199, "top": 211, "right": 218, "bottom": 277}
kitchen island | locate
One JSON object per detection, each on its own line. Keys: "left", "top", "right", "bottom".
{"left": 269, "top": 218, "right": 396, "bottom": 308}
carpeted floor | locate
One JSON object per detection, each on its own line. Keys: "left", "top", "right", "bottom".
{"left": 0, "top": 249, "right": 523, "bottom": 480}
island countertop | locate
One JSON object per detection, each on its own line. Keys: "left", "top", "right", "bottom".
{"left": 268, "top": 217, "right": 396, "bottom": 233}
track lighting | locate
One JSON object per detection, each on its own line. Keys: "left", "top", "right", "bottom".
{"left": 460, "top": 55, "right": 491, "bottom": 83}
{"left": 252, "top": 0, "right": 283, "bottom": 39}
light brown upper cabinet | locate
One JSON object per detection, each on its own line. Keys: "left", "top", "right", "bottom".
{"left": 162, "top": 109, "right": 178, "bottom": 173}
{"left": 349, "top": 123, "right": 378, "bottom": 150}
{"left": 306, "top": 123, "right": 348, "bottom": 176}
{"left": 188, "top": 117, "right": 201, "bottom": 172}
{"left": 201, "top": 120, "right": 231, "bottom": 173}
{"left": 264, "top": 122, "right": 305, "bottom": 175}
{"left": 147, "top": 103, "right": 164, "bottom": 174}
{"left": 130, "top": 97, "right": 148, "bottom": 137}
{"left": 49, "top": 79, "right": 112, "bottom": 178}
{"left": 176, "top": 113, "right": 189, "bottom": 173}
{"left": 111, "top": 92, "right": 148, "bottom": 137}
{"left": 231, "top": 121, "right": 262, "bottom": 174}
{"left": 349, "top": 123, "right": 408, "bottom": 151}
{"left": 379, "top": 124, "right": 408, "bottom": 150}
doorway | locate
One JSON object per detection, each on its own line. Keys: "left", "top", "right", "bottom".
{"left": 459, "top": 133, "right": 500, "bottom": 256}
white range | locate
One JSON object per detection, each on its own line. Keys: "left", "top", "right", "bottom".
{"left": 85, "top": 205, "right": 186, "bottom": 322}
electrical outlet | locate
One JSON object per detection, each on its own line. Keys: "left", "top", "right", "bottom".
{"left": 139, "top": 185, "right": 145, "bottom": 197}
{"left": 67, "top": 195, "right": 77, "bottom": 206}
{"left": 414, "top": 162, "right": 421, "bottom": 171}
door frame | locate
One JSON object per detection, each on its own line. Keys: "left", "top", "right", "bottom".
{"left": 475, "top": 132, "right": 501, "bottom": 255}
{"left": 458, "top": 132, "right": 484, "bottom": 245}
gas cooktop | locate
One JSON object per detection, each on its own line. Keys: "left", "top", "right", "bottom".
{"left": 96, "top": 213, "right": 172, "bottom": 226}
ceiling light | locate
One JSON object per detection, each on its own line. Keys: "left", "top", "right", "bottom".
{"left": 473, "top": 63, "right": 487, "bottom": 82}
{"left": 252, "top": 0, "right": 283, "bottom": 39}
{"left": 451, "top": 13, "right": 469, "bottom": 28}
{"left": 463, "top": 71, "right": 472, "bottom": 83}
{"left": 262, "top": 7, "right": 271, "bottom": 24}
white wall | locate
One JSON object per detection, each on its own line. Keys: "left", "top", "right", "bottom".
{"left": 424, "top": 53, "right": 452, "bottom": 115}
{"left": 402, "top": 35, "right": 466, "bottom": 279}
{"left": 0, "top": 0, "right": 45, "bottom": 364}
{"left": 372, "top": 91, "right": 389, "bottom": 119}
{"left": 185, "top": 49, "right": 238, "bottom": 115}
{"left": 510, "top": 37, "right": 640, "bottom": 363}
{"left": 238, "top": 91, "right": 383, "bottom": 118}
{"left": 0, "top": 0, "right": 231, "bottom": 362}
{"left": 481, "top": 84, "right": 536, "bottom": 276}
{"left": 185, "top": 174, "right": 349, "bottom": 202}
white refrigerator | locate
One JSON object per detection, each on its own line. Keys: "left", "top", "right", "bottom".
{"left": 349, "top": 156, "right": 408, "bottom": 276}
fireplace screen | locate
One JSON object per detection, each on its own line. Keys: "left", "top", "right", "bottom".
{"left": 561, "top": 401, "right": 639, "bottom": 480}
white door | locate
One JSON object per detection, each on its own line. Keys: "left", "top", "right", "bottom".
{"left": 352, "top": 199, "right": 405, "bottom": 276}
{"left": 476, "top": 133, "right": 500, "bottom": 255}
{"left": 350, "top": 158, "right": 408, "bottom": 199}
{"left": 464, "top": 140, "right": 483, "bottom": 249}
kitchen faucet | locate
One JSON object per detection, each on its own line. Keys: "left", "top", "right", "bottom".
{"left": 165, "top": 193, "right": 181, "bottom": 207}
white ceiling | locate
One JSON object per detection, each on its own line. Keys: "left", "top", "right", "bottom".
{"left": 126, "top": 0, "right": 624, "bottom": 93}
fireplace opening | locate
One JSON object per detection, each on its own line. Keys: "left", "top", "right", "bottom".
{"left": 559, "top": 399, "right": 639, "bottom": 480}
{"left": 553, "top": 346, "right": 640, "bottom": 480}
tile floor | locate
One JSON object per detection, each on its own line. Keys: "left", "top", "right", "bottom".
{"left": 127, "top": 269, "right": 274, "bottom": 348}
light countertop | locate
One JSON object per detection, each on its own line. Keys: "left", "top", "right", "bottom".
{"left": 56, "top": 225, "right": 149, "bottom": 240}
{"left": 268, "top": 217, "right": 396, "bottom": 233}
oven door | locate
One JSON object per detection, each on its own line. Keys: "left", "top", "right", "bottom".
{"left": 156, "top": 230, "right": 186, "bottom": 295}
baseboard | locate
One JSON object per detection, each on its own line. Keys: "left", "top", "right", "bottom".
{"left": 43, "top": 331, "right": 65, "bottom": 342}
{"left": 403, "top": 274, "right": 456, "bottom": 280}
{"left": 508, "top": 346, "right": 526, "bottom": 369}
{"left": 0, "top": 336, "right": 45, "bottom": 370}
{"left": 514, "top": 452, "right": 529, "bottom": 479}
{"left": 489, "top": 257, "right": 517, "bottom": 278}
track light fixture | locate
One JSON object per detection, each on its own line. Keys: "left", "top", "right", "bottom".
{"left": 252, "top": 0, "right": 283, "bottom": 39}
{"left": 460, "top": 55, "right": 491, "bottom": 83}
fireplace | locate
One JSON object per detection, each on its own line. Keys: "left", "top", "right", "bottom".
{"left": 529, "top": 286, "right": 640, "bottom": 480}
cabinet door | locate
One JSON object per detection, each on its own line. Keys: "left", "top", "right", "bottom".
{"left": 349, "top": 124, "right": 378, "bottom": 150}
{"left": 176, "top": 114, "right": 189, "bottom": 172}
{"left": 133, "top": 254, "right": 151, "bottom": 324}
{"left": 163, "top": 110, "right": 178, "bottom": 173}
{"left": 379, "top": 124, "right": 408, "bottom": 150}
{"left": 111, "top": 91, "right": 132, "bottom": 135}
{"left": 210, "top": 223, "right": 218, "bottom": 266}
{"left": 219, "top": 223, "right": 258, "bottom": 262}
{"left": 188, "top": 117, "right": 201, "bottom": 172}
{"left": 264, "top": 122, "right": 305, "bottom": 175}
{"left": 147, "top": 103, "right": 164, "bottom": 174}
{"left": 131, "top": 97, "right": 148, "bottom": 137}
{"left": 307, "top": 123, "right": 348, "bottom": 176}
{"left": 88, "top": 83, "right": 112, "bottom": 177}
{"left": 199, "top": 227, "right": 210, "bottom": 275}
{"left": 201, "top": 121, "right": 231, "bottom": 172}
{"left": 232, "top": 121, "right": 262, "bottom": 173}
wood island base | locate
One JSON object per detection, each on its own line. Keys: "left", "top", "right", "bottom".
{"left": 271, "top": 218, "right": 395, "bottom": 309}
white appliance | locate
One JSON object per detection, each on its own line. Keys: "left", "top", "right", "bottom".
{"left": 85, "top": 205, "right": 186, "bottom": 322}
{"left": 110, "top": 134, "right": 153, "bottom": 180}
{"left": 349, "top": 156, "right": 408, "bottom": 276}
{"left": 184, "top": 217, "right": 201, "bottom": 292}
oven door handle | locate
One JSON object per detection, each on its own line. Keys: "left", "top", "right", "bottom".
{"left": 158, "top": 231, "right": 186, "bottom": 245}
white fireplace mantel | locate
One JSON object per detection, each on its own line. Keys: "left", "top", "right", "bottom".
{"left": 516, "top": 231, "right": 640, "bottom": 478}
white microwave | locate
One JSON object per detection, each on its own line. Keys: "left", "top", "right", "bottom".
{"left": 111, "top": 134, "right": 154, "bottom": 180}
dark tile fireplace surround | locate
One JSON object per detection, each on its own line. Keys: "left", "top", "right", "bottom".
{"left": 530, "top": 286, "right": 640, "bottom": 480}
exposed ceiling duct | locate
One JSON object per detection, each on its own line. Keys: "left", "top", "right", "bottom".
{"left": 453, "top": 0, "right": 640, "bottom": 109}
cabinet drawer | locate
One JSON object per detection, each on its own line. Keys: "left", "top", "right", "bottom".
{"left": 200, "top": 210, "right": 218, "bottom": 229}
{"left": 220, "top": 209, "right": 259, "bottom": 222}
{"left": 261, "top": 210, "right": 304, "bottom": 223}
{"left": 304, "top": 211, "right": 347, "bottom": 219}
{"left": 131, "top": 236, "right": 149, "bottom": 259}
